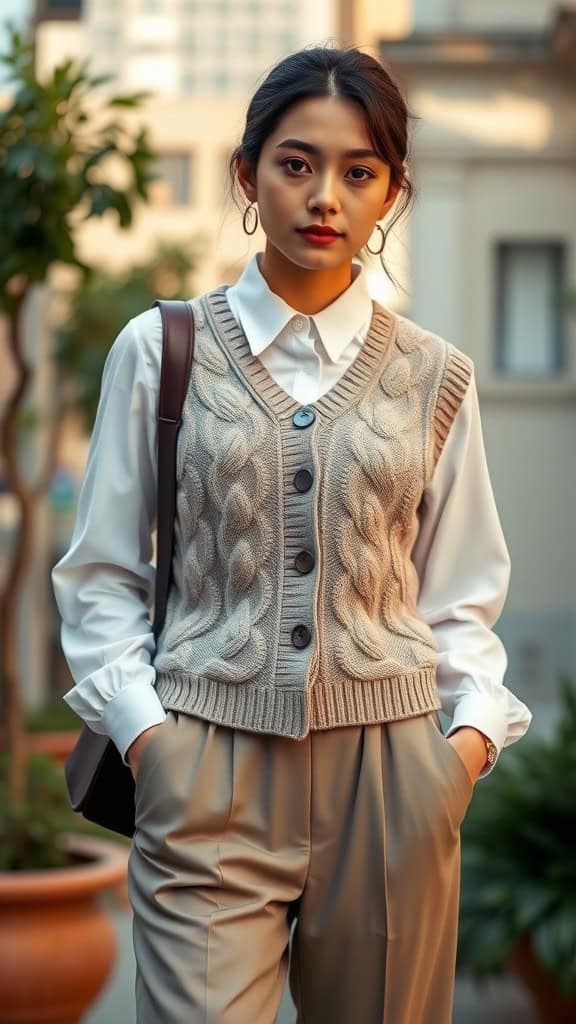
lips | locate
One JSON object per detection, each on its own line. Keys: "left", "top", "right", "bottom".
{"left": 298, "top": 226, "right": 342, "bottom": 237}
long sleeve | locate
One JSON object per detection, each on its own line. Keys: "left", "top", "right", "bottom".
{"left": 411, "top": 367, "right": 533, "bottom": 779}
{"left": 51, "top": 310, "right": 166, "bottom": 766}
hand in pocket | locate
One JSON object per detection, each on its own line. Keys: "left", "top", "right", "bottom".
{"left": 127, "top": 723, "right": 165, "bottom": 782}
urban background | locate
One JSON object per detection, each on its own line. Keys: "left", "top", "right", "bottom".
{"left": 0, "top": 1, "right": 575, "bottom": 1022}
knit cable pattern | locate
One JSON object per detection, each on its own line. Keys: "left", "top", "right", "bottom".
{"left": 159, "top": 319, "right": 274, "bottom": 683}
{"left": 162, "top": 344, "right": 221, "bottom": 649}
{"left": 152, "top": 295, "right": 474, "bottom": 738}
{"left": 332, "top": 328, "right": 445, "bottom": 679}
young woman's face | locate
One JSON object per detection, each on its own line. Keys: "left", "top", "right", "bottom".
{"left": 237, "top": 94, "right": 400, "bottom": 273}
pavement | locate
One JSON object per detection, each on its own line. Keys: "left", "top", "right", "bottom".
{"left": 84, "top": 895, "right": 537, "bottom": 1023}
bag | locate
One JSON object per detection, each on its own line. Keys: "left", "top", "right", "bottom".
{"left": 63, "top": 299, "right": 195, "bottom": 838}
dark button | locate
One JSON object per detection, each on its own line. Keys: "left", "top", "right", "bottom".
{"left": 295, "top": 550, "right": 315, "bottom": 574}
{"left": 291, "top": 624, "right": 311, "bottom": 649}
{"left": 294, "top": 469, "right": 313, "bottom": 493}
{"left": 292, "top": 407, "right": 316, "bottom": 429}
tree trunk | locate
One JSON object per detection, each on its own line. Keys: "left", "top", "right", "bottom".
{"left": 0, "top": 289, "right": 32, "bottom": 805}
{"left": 1, "top": 284, "right": 67, "bottom": 805}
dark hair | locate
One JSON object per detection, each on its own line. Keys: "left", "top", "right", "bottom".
{"left": 228, "top": 43, "right": 418, "bottom": 291}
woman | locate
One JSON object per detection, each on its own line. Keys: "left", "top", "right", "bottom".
{"left": 52, "top": 44, "right": 533, "bottom": 1024}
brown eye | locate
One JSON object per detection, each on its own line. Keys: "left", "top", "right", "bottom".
{"left": 282, "top": 158, "right": 309, "bottom": 174}
{"left": 347, "top": 167, "right": 375, "bottom": 182}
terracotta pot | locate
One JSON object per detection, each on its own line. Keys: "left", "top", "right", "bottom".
{"left": 508, "top": 932, "right": 576, "bottom": 1024}
{"left": 25, "top": 729, "right": 81, "bottom": 766}
{"left": 0, "top": 833, "right": 129, "bottom": 1024}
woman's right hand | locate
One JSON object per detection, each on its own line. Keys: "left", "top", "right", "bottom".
{"left": 127, "top": 724, "right": 163, "bottom": 782}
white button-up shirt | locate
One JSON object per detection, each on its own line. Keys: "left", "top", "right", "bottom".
{"left": 51, "top": 252, "right": 533, "bottom": 776}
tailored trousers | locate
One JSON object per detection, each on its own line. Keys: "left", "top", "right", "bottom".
{"left": 127, "top": 706, "right": 475, "bottom": 1024}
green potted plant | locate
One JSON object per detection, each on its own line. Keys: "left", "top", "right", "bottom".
{"left": 0, "top": 751, "right": 130, "bottom": 1023}
{"left": 457, "top": 674, "right": 576, "bottom": 1024}
{"left": 22, "top": 697, "right": 82, "bottom": 765}
{"left": 0, "top": 22, "right": 156, "bottom": 1023}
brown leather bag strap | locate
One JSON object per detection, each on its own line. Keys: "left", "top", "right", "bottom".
{"left": 150, "top": 299, "right": 195, "bottom": 639}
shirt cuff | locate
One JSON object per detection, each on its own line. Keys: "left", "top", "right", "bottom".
{"left": 100, "top": 685, "right": 167, "bottom": 767}
{"left": 444, "top": 693, "right": 508, "bottom": 780}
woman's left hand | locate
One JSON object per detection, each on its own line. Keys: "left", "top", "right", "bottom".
{"left": 446, "top": 726, "right": 489, "bottom": 785}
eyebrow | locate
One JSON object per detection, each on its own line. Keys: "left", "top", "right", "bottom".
{"left": 275, "top": 138, "right": 384, "bottom": 162}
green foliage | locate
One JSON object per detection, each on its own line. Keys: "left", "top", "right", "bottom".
{"left": 0, "top": 753, "right": 73, "bottom": 869}
{"left": 24, "top": 697, "right": 81, "bottom": 733}
{"left": 0, "top": 752, "right": 129, "bottom": 871}
{"left": 0, "top": 22, "right": 158, "bottom": 313}
{"left": 54, "top": 238, "right": 200, "bottom": 432}
{"left": 458, "top": 675, "right": 576, "bottom": 996}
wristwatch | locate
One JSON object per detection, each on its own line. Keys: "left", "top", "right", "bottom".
{"left": 481, "top": 734, "right": 498, "bottom": 770}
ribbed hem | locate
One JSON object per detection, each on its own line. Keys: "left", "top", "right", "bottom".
{"left": 433, "top": 347, "right": 473, "bottom": 463}
{"left": 309, "top": 667, "right": 441, "bottom": 728}
{"left": 155, "top": 672, "right": 308, "bottom": 738}
{"left": 154, "top": 668, "right": 441, "bottom": 740}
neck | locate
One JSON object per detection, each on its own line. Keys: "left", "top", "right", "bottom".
{"left": 257, "top": 245, "right": 354, "bottom": 315}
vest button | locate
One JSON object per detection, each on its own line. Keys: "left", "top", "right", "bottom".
{"left": 291, "top": 624, "right": 311, "bottom": 648}
{"left": 292, "top": 407, "right": 316, "bottom": 429}
{"left": 295, "top": 550, "right": 315, "bottom": 574}
{"left": 293, "top": 469, "right": 313, "bottom": 492}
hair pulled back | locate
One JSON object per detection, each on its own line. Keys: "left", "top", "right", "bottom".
{"left": 228, "top": 43, "right": 417, "bottom": 290}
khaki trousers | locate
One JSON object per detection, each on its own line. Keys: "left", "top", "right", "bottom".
{"left": 127, "top": 707, "right": 474, "bottom": 1023}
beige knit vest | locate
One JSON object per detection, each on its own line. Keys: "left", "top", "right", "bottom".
{"left": 152, "top": 286, "right": 473, "bottom": 738}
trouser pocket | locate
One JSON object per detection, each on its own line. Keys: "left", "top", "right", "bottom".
{"left": 426, "top": 710, "right": 475, "bottom": 821}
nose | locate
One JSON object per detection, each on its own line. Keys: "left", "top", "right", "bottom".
{"left": 307, "top": 170, "right": 341, "bottom": 215}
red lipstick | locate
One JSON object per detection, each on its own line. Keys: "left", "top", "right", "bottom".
{"left": 297, "top": 224, "right": 343, "bottom": 246}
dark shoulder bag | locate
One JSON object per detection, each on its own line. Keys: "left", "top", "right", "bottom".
{"left": 63, "top": 300, "right": 195, "bottom": 838}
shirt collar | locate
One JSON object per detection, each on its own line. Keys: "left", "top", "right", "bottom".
{"left": 225, "top": 251, "right": 374, "bottom": 364}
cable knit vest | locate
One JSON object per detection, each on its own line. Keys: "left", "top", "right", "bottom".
{"left": 152, "top": 285, "right": 473, "bottom": 738}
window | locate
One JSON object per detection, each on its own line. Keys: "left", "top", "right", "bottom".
{"left": 150, "top": 152, "right": 193, "bottom": 206}
{"left": 181, "top": 70, "right": 197, "bottom": 93}
{"left": 277, "top": 28, "right": 297, "bottom": 52}
{"left": 181, "top": 32, "right": 198, "bottom": 55}
{"left": 494, "top": 241, "right": 567, "bottom": 376}
{"left": 244, "top": 28, "right": 261, "bottom": 55}
{"left": 212, "top": 69, "right": 230, "bottom": 93}
{"left": 36, "top": 0, "right": 82, "bottom": 16}
{"left": 98, "top": 24, "right": 120, "bottom": 50}
{"left": 213, "top": 31, "right": 228, "bottom": 56}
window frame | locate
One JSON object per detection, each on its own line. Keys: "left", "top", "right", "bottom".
{"left": 494, "top": 239, "right": 567, "bottom": 378}
{"left": 151, "top": 150, "right": 194, "bottom": 207}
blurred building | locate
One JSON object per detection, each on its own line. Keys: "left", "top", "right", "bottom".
{"left": 33, "top": 0, "right": 342, "bottom": 294}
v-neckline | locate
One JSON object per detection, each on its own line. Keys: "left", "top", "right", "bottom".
{"left": 201, "top": 284, "right": 398, "bottom": 424}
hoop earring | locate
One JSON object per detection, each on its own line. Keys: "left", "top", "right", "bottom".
{"left": 242, "top": 202, "right": 259, "bottom": 235}
{"left": 366, "top": 223, "right": 385, "bottom": 255}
